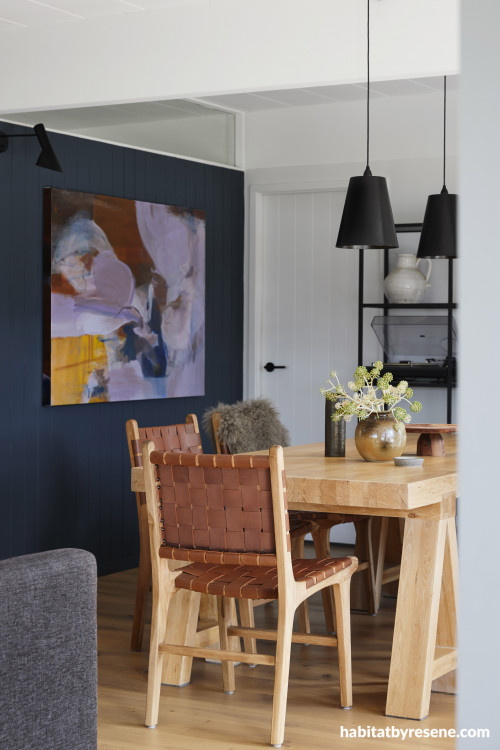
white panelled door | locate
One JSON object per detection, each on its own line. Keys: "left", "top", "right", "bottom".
{"left": 250, "top": 187, "right": 364, "bottom": 446}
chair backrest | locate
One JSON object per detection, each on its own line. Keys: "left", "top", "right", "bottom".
{"left": 142, "top": 446, "right": 293, "bottom": 577}
{"left": 126, "top": 415, "right": 202, "bottom": 506}
{"left": 127, "top": 414, "right": 202, "bottom": 466}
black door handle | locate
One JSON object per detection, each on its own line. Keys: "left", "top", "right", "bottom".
{"left": 264, "top": 362, "right": 287, "bottom": 373}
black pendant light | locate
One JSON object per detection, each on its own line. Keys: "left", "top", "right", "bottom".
{"left": 336, "top": 0, "right": 398, "bottom": 250}
{"left": 417, "top": 77, "right": 457, "bottom": 259}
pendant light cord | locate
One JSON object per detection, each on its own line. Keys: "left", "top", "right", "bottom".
{"left": 366, "top": 0, "right": 370, "bottom": 169}
{"left": 443, "top": 75, "right": 447, "bottom": 189}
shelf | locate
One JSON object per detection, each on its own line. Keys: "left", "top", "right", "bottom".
{"left": 358, "top": 238, "right": 456, "bottom": 422}
{"left": 363, "top": 302, "right": 458, "bottom": 309}
{"left": 363, "top": 360, "right": 456, "bottom": 389}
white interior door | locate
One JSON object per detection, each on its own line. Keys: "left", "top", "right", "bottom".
{"left": 248, "top": 185, "right": 384, "bottom": 543}
{"left": 252, "top": 187, "right": 367, "bottom": 445}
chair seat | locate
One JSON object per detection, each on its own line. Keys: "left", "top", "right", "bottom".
{"left": 173, "top": 557, "right": 354, "bottom": 599}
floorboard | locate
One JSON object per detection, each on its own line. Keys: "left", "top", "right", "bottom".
{"left": 97, "top": 550, "right": 455, "bottom": 749}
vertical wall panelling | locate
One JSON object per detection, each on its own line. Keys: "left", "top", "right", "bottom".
{"left": 294, "top": 193, "right": 314, "bottom": 440}
{"left": 258, "top": 188, "right": 359, "bottom": 446}
{"left": 0, "top": 123, "right": 244, "bottom": 574}
{"left": 0, "top": 139, "right": 12, "bottom": 560}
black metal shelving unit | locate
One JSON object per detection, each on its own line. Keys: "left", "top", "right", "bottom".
{"left": 357, "top": 223, "right": 456, "bottom": 423}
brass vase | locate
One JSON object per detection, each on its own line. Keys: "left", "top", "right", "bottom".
{"left": 354, "top": 412, "right": 406, "bottom": 462}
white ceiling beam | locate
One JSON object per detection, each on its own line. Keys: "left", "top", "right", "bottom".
{"left": 0, "top": 0, "right": 459, "bottom": 115}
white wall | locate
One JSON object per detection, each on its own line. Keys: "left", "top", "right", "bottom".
{"left": 245, "top": 90, "right": 459, "bottom": 425}
{"left": 459, "top": 1, "right": 500, "bottom": 745}
{"left": 0, "top": 0, "right": 459, "bottom": 114}
{"left": 246, "top": 89, "right": 458, "bottom": 170}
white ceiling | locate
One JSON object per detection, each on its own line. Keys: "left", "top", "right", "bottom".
{"left": 0, "top": 0, "right": 210, "bottom": 30}
{"left": 2, "top": 76, "right": 459, "bottom": 133}
{"left": 203, "top": 76, "right": 459, "bottom": 112}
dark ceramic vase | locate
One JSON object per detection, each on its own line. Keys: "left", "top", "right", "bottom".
{"left": 325, "top": 397, "right": 345, "bottom": 457}
{"left": 354, "top": 412, "right": 406, "bottom": 462}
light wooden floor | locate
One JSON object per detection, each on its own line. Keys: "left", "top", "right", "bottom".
{"left": 97, "top": 555, "right": 455, "bottom": 750}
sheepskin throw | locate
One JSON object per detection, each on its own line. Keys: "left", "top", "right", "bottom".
{"left": 202, "top": 398, "right": 290, "bottom": 453}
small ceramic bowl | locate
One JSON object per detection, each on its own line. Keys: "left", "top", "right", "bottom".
{"left": 393, "top": 455, "right": 424, "bottom": 467}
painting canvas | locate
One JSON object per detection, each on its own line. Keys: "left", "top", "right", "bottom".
{"left": 43, "top": 188, "right": 205, "bottom": 405}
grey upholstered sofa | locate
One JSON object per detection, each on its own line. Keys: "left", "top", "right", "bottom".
{"left": 0, "top": 548, "right": 97, "bottom": 750}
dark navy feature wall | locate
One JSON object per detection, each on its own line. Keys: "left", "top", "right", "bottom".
{"left": 0, "top": 122, "right": 244, "bottom": 574}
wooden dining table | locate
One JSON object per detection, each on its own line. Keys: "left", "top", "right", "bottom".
{"left": 131, "top": 432, "right": 458, "bottom": 721}
{"left": 276, "top": 434, "right": 458, "bottom": 721}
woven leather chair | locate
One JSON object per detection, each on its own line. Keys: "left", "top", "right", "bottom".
{"left": 126, "top": 414, "right": 312, "bottom": 659}
{"left": 210, "top": 408, "right": 377, "bottom": 626}
{"left": 126, "top": 415, "right": 203, "bottom": 651}
{"left": 141, "top": 443, "right": 357, "bottom": 748}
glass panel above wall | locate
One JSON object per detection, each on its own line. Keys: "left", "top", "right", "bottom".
{"left": 2, "top": 99, "right": 237, "bottom": 167}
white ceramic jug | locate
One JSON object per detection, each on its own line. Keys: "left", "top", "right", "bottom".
{"left": 383, "top": 254, "right": 432, "bottom": 304}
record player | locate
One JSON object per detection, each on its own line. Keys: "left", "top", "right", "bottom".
{"left": 367, "top": 315, "right": 457, "bottom": 386}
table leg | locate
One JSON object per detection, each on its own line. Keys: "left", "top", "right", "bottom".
{"left": 199, "top": 593, "right": 218, "bottom": 621}
{"left": 432, "top": 516, "right": 458, "bottom": 694}
{"left": 160, "top": 567, "right": 220, "bottom": 686}
{"left": 161, "top": 589, "right": 201, "bottom": 686}
{"left": 386, "top": 516, "right": 447, "bottom": 719}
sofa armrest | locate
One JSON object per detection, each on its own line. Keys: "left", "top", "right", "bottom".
{"left": 0, "top": 548, "right": 97, "bottom": 750}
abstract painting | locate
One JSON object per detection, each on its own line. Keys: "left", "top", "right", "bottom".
{"left": 43, "top": 188, "right": 205, "bottom": 405}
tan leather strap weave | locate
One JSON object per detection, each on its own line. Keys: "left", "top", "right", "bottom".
{"left": 174, "top": 556, "right": 353, "bottom": 599}
{"left": 150, "top": 452, "right": 291, "bottom": 563}
{"left": 131, "top": 423, "right": 202, "bottom": 504}
{"left": 138, "top": 423, "right": 202, "bottom": 457}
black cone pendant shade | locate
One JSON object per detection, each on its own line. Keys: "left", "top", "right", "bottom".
{"left": 336, "top": 166, "right": 398, "bottom": 249}
{"left": 418, "top": 187, "right": 457, "bottom": 259}
{"left": 336, "top": 0, "right": 397, "bottom": 250}
{"left": 417, "top": 77, "right": 457, "bottom": 259}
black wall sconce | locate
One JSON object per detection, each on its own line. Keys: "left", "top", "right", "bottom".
{"left": 0, "top": 123, "right": 62, "bottom": 172}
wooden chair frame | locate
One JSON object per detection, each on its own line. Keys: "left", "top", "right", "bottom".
{"left": 142, "top": 443, "right": 357, "bottom": 748}
{"left": 126, "top": 414, "right": 203, "bottom": 651}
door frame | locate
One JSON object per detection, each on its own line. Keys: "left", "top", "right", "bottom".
{"left": 244, "top": 179, "right": 348, "bottom": 400}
